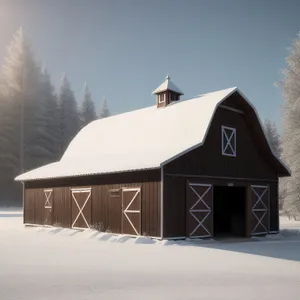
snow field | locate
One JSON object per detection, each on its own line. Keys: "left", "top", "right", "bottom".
{"left": 0, "top": 210, "right": 300, "bottom": 300}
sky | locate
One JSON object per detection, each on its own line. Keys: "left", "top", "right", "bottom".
{"left": 0, "top": 0, "right": 299, "bottom": 130}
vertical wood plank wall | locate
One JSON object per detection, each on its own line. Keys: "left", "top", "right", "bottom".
{"left": 24, "top": 170, "right": 161, "bottom": 237}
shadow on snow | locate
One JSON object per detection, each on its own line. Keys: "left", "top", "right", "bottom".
{"left": 165, "top": 237, "right": 300, "bottom": 263}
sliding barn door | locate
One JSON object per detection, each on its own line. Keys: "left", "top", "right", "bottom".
{"left": 122, "top": 187, "right": 141, "bottom": 235}
{"left": 186, "top": 182, "right": 213, "bottom": 238}
{"left": 250, "top": 185, "right": 269, "bottom": 235}
{"left": 71, "top": 188, "right": 92, "bottom": 229}
{"left": 43, "top": 189, "right": 53, "bottom": 226}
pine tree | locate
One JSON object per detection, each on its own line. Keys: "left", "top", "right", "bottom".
{"left": 280, "top": 32, "right": 300, "bottom": 216}
{"left": 99, "top": 97, "right": 110, "bottom": 119}
{"left": 0, "top": 27, "right": 43, "bottom": 204}
{"left": 80, "top": 83, "right": 96, "bottom": 128}
{"left": 38, "top": 67, "right": 60, "bottom": 163}
{"left": 58, "top": 74, "right": 80, "bottom": 155}
{"left": 263, "top": 118, "right": 282, "bottom": 157}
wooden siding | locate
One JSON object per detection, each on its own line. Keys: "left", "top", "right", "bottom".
{"left": 269, "top": 180, "right": 279, "bottom": 232}
{"left": 24, "top": 189, "right": 43, "bottom": 225}
{"left": 107, "top": 188, "right": 122, "bottom": 233}
{"left": 165, "top": 107, "right": 276, "bottom": 179}
{"left": 24, "top": 189, "right": 35, "bottom": 224}
{"left": 163, "top": 175, "right": 186, "bottom": 238}
{"left": 53, "top": 187, "right": 72, "bottom": 227}
{"left": 24, "top": 170, "right": 161, "bottom": 237}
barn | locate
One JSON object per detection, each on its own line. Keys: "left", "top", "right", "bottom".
{"left": 15, "top": 76, "right": 290, "bottom": 239}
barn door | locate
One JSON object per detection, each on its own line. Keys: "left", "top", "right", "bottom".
{"left": 186, "top": 182, "right": 213, "bottom": 238}
{"left": 71, "top": 188, "right": 92, "bottom": 229}
{"left": 122, "top": 187, "right": 141, "bottom": 235}
{"left": 250, "top": 185, "right": 269, "bottom": 235}
{"left": 43, "top": 189, "right": 53, "bottom": 225}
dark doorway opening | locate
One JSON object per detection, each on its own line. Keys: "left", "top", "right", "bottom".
{"left": 213, "top": 186, "right": 246, "bottom": 238}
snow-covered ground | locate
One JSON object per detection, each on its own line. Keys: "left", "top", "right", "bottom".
{"left": 0, "top": 210, "right": 300, "bottom": 300}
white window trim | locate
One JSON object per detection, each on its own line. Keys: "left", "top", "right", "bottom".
{"left": 158, "top": 93, "right": 165, "bottom": 104}
{"left": 221, "top": 126, "right": 236, "bottom": 157}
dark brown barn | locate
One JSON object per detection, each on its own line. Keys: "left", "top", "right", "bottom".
{"left": 16, "top": 76, "right": 290, "bottom": 239}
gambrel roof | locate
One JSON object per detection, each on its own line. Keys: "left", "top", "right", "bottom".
{"left": 15, "top": 87, "right": 290, "bottom": 181}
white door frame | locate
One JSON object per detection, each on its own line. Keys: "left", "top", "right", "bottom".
{"left": 43, "top": 189, "right": 53, "bottom": 225}
{"left": 251, "top": 185, "right": 269, "bottom": 235}
{"left": 188, "top": 182, "right": 212, "bottom": 238}
{"left": 122, "top": 187, "right": 141, "bottom": 235}
{"left": 71, "top": 187, "right": 91, "bottom": 229}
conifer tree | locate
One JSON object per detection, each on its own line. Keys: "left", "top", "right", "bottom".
{"left": 80, "top": 83, "right": 96, "bottom": 128}
{"left": 263, "top": 118, "right": 282, "bottom": 157}
{"left": 0, "top": 27, "right": 43, "bottom": 204}
{"left": 99, "top": 97, "right": 110, "bottom": 119}
{"left": 58, "top": 74, "right": 80, "bottom": 155}
{"left": 39, "top": 68, "right": 60, "bottom": 163}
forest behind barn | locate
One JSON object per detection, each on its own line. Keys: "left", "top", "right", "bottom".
{"left": 0, "top": 28, "right": 110, "bottom": 206}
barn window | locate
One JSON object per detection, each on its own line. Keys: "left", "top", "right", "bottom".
{"left": 109, "top": 189, "right": 121, "bottom": 198}
{"left": 222, "top": 126, "right": 236, "bottom": 157}
{"left": 158, "top": 94, "right": 165, "bottom": 104}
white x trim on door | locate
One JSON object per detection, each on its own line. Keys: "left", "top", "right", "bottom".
{"left": 44, "top": 189, "right": 53, "bottom": 224}
{"left": 251, "top": 185, "right": 268, "bottom": 235}
{"left": 189, "top": 183, "right": 212, "bottom": 238}
{"left": 44, "top": 189, "right": 53, "bottom": 208}
{"left": 122, "top": 188, "right": 141, "bottom": 235}
{"left": 71, "top": 188, "right": 91, "bottom": 229}
{"left": 222, "top": 126, "right": 236, "bottom": 157}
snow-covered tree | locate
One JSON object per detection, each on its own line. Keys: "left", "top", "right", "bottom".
{"left": 80, "top": 83, "right": 96, "bottom": 128}
{"left": 279, "top": 32, "right": 300, "bottom": 216}
{"left": 98, "top": 97, "right": 110, "bottom": 119}
{"left": 263, "top": 118, "right": 282, "bottom": 157}
{"left": 58, "top": 74, "right": 80, "bottom": 155}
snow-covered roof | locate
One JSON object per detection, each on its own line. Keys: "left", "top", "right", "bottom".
{"left": 152, "top": 75, "right": 183, "bottom": 95}
{"left": 15, "top": 87, "right": 290, "bottom": 182}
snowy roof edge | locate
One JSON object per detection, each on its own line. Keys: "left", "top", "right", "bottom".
{"left": 15, "top": 165, "right": 160, "bottom": 182}
{"left": 15, "top": 86, "right": 291, "bottom": 182}
{"left": 234, "top": 88, "right": 291, "bottom": 177}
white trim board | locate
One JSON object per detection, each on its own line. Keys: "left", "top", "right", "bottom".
{"left": 160, "top": 167, "right": 164, "bottom": 239}
{"left": 165, "top": 173, "right": 277, "bottom": 183}
{"left": 219, "top": 104, "right": 244, "bottom": 114}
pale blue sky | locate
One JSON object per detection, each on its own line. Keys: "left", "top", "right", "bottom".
{"left": 0, "top": 0, "right": 299, "bottom": 129}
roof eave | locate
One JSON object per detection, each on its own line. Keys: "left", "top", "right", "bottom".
{"left": 15, "top": 166, "right": 161, "bottom": 183}
{"left": 235, "top": 88, "right": 291, "bottom": 177}
{"left": 151, "top": 88, "right": 184, "bottom": 95}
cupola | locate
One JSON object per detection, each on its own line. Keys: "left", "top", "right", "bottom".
{"left": 152, "top": 75, "right": 183, "bottom": 108}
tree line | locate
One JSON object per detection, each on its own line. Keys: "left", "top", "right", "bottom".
{"left": 1, "top": 28, "right": 300, "bottom": 217}
{"left": 0, "top": 28, "right": 110, "bottom": 205}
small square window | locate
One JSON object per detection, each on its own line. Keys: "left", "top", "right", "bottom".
{"left": 222, "top": 126, "right": 236, "bottom": 157}
{"left": 158, "top": 94, "right": 165, "bottom": 104}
